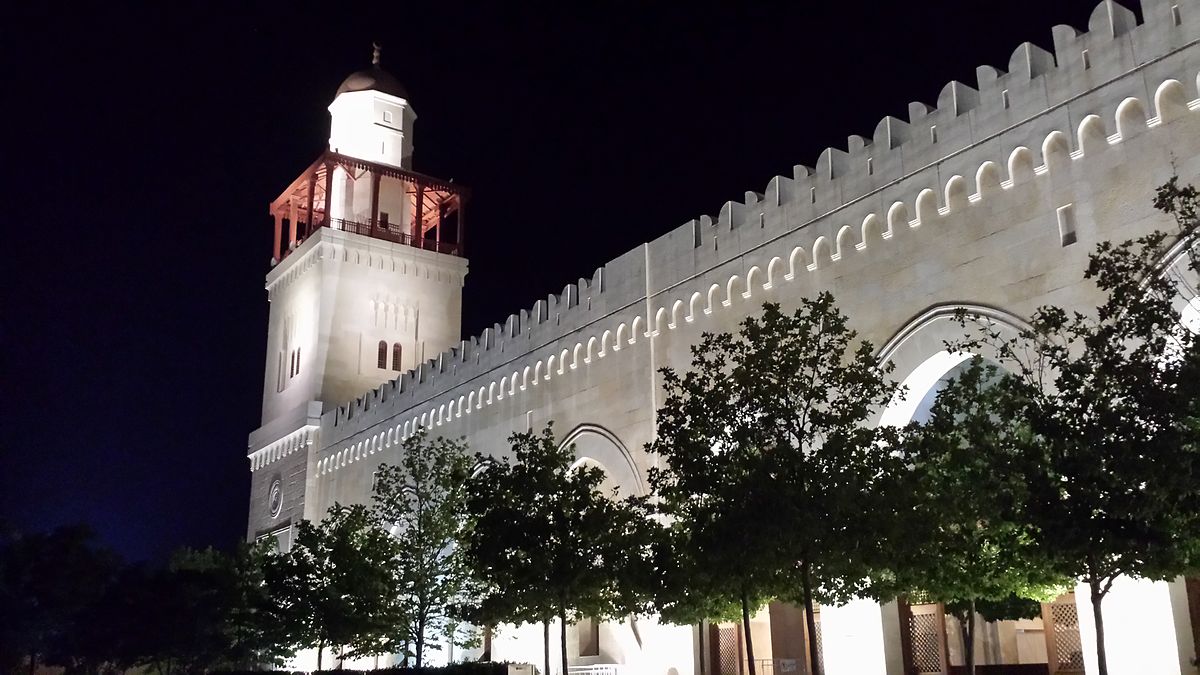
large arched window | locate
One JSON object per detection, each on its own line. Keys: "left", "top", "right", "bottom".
{"left": 377, "top": 340, "right": 388, "bottom": 369}
{"left": 392, "top": 343, "right": 403, "bottom": 371}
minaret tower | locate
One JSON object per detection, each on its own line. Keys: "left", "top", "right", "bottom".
{"left": 246, "top": 46, "right": 470, "bottom": 545}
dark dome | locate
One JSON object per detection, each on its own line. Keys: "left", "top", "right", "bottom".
{"left": 335, "top": 64, "right": 408, "bottom": 99}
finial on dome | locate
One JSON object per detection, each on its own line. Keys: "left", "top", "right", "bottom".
{"left": 372, "top": 42, "right": 381, "bottom": 66}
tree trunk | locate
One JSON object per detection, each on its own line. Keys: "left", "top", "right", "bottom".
{"left": 483, "top": 624, "right": 494, "bottom": 661}
{"left": 800, "top": 558, "right": 820, "bottom": 675}
{"left": 965, "top": 600, "right": 976, "bottom": 675}
{"left": 1090, "top": 579, "right": 1109, "bottom": 675}
{"left": 317, "top": 640, "right": 324, "bottom": 671}
{"left": 560, "top": 603, "right": 570, "bottom": 675}
{"left": 741, "top": 589, "right": 757, "bottom": 675}
{"left": 544, "top": 617, "right": 552, "bottom": 675}
{"left": 416, "top": 611, "right": 427, "bottom": 668}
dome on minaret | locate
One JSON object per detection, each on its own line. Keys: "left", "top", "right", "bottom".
{"left": 335, "top": 43, "right": 408, "bottom": 100}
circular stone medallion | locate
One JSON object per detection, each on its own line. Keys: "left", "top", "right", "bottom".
{"left": 268, "top": 478, "right": 283, "bottom": 518}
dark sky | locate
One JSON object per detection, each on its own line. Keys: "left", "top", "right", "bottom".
{"left": 3, "top": 0, "right": 1105, "bottom": 561}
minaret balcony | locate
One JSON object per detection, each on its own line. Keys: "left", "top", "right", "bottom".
{"left": 268, "top": 150, "right": 468, "bottom": 265}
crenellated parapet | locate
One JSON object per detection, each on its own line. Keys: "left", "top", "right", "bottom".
{"left": 313, "top": 0, "right": 1200, "bottom": 463}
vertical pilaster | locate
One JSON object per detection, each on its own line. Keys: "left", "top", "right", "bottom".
{"left": 458, "top": 197, "right": 465, "bottom": 253}
{"left": 305, "top": 173, "right": 316, "bottom": 232}
{"left": 287, "top": 203, "right": 298, "bottom": 250}
{"left": 272, "top": 210, "right": 283, "bottom": 262}
{"left": 288, "top": 200, "right": 299, "bottom": 240}
{"left": 370, "top": 169, "right": 381, "bottom": 232}
{"left": 322, "top": 161, "right": 334, "bottom": 226}
{"left": 413, "top": 181, "right": 426, "bottom": 246}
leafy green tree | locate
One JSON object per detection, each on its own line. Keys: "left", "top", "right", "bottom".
{"left": 269, "top": 503, "right": 406, "bottom": 669}
{"left": 892, "top": 359, "right": 1068, "bottom": 675}
{"left": 462, "top": 423, "right": 647, "bottom": 675}
{"left": 160, "top": 542, "right": 292, "bottom": 671}
{"left": 372, "top": 430, "right": 474, "bottom": 667}
{"left": 0, "top": 524, "right": 120, "bottom": 675}
{"left": 949, "top": 202, "right": 1200, "bottom": 674}
{"left": 649, "top": 295, "right": 904, "bottom": 675}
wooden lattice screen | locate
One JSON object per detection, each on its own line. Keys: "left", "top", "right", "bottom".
{"left": 711, "top": 624, "right": 741, "bottom": 675}
{"left": 903, "top": 602, "right": 948, "bottom": 675}
{"left": 812, "top": 609, "right": 824, "bottom": 675}
{"left": 1043, "top": 594, "right": 1085, "bottom": 674}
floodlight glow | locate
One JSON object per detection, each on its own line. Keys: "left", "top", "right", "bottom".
{"left": 821, "top": 599, "right": 887, "bottom": 675}
{"left": 879, "top": 350, "right": 973, "bottom": 427}
{"left": 1074, "top": 578, "right": 1181, "bottom": 675}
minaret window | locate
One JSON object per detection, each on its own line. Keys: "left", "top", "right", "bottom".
{"left": 392, "top": 343, "right": 403, "bottom": 371}
{"left": 377, "top": 340, "right": 388, "bottom": 369}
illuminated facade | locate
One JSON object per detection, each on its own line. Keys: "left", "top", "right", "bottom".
{"left": 247, "top": 5, "right": 1200, "bottom": 674}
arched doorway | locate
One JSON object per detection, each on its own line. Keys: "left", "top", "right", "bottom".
{"left": 876, "top": 305, "right": 1067, "bottom": 675}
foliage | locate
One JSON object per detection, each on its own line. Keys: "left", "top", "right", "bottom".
{"left": 648, "top": 295, "right": 904, "bottom": 675}
{"left": 269, "top": 503, "right": 406, "bottom": 669}
{"left": 372, "top": 431, "right": 475, "bottom": 667}
{"left": 0, "top": 524, "right": 121, "bottom": 674}
{"left": 167, "top": 542, "right": 293, "bottom": 670}
{"left": 0, "top": 524, "right": 293, "bottom": 674}
{"left": 215, "top": 663, "right": 510, "bottom": 675}
{"left": 944, "top": 181, "right": 1200, "bottom": 674}
{"left": 892, "top": 358, "right": 1069, "bottom": 675}
{"left": 461, "top": 423, "right": 649, "bottom": 675}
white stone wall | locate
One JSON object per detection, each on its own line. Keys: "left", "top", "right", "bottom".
{"left": 328, "top": 90, "right": 415, "bottom": 169}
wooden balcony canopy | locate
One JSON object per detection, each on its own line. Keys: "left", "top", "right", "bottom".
{"left": 268, "top": 150, "right": 469, "bottom": 264}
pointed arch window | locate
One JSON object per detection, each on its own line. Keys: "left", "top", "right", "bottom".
{"left": 377, "top": 340, "right": 388, "bottom": 369}
{"left": 392, "top": 343, "right": 403, "bottom": 371}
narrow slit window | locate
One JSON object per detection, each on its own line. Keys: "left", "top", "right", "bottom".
{"left": 1057, "top": 204, "right": 1078, "bottom": 247}
{"left": 930, "top": 125, "right": 938, "bottom": 143}
{"left": 866, "top": 157, "right": 874, "bottom": 175}
{"left": 377, "top": 340, "right": 388, "bottom": 369}
{"left": 1081, "top": 49, "right": 1090, "bottom": 69}
{"left": 809, "top": 187, "right": 816, "bottom": 204}
{"left": 1172, "top": 4, "right": 1181, "bottom": 25}
{"left": 1001, "top": 89, "right": 1010, "bottom": 109}
{"left": 392, "top": 343, "right": 403, "bottom": 371}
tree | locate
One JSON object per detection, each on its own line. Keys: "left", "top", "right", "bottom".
{"left": 948, "top": 187, "right": 1200, "bottom": 674}
{"left": 372, "top": 430, "right": 474, "bottom": 667}
{"left": 461, "top": 423, "right": 646, "bottom": 675}
{"left": 891, "top": 359, "right": 1068, "bottom": 675}
{"left": 158, "top": 542, "right": 293, "bottom": 671}
{"left": 646, "top": 418, "right": 787, "bottom": 675}
{"left": 649, "top": 295, "right": 904, "bottom": 675}
{"left": 269, "top": 503, "right": 406, "bottom": 669}
{"left": 0, "top": 524, "right": 120, "bottom": 675}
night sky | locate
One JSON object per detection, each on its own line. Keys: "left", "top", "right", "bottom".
{"left": 3, "top": 0, "right": 1104, "bottom": 562}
